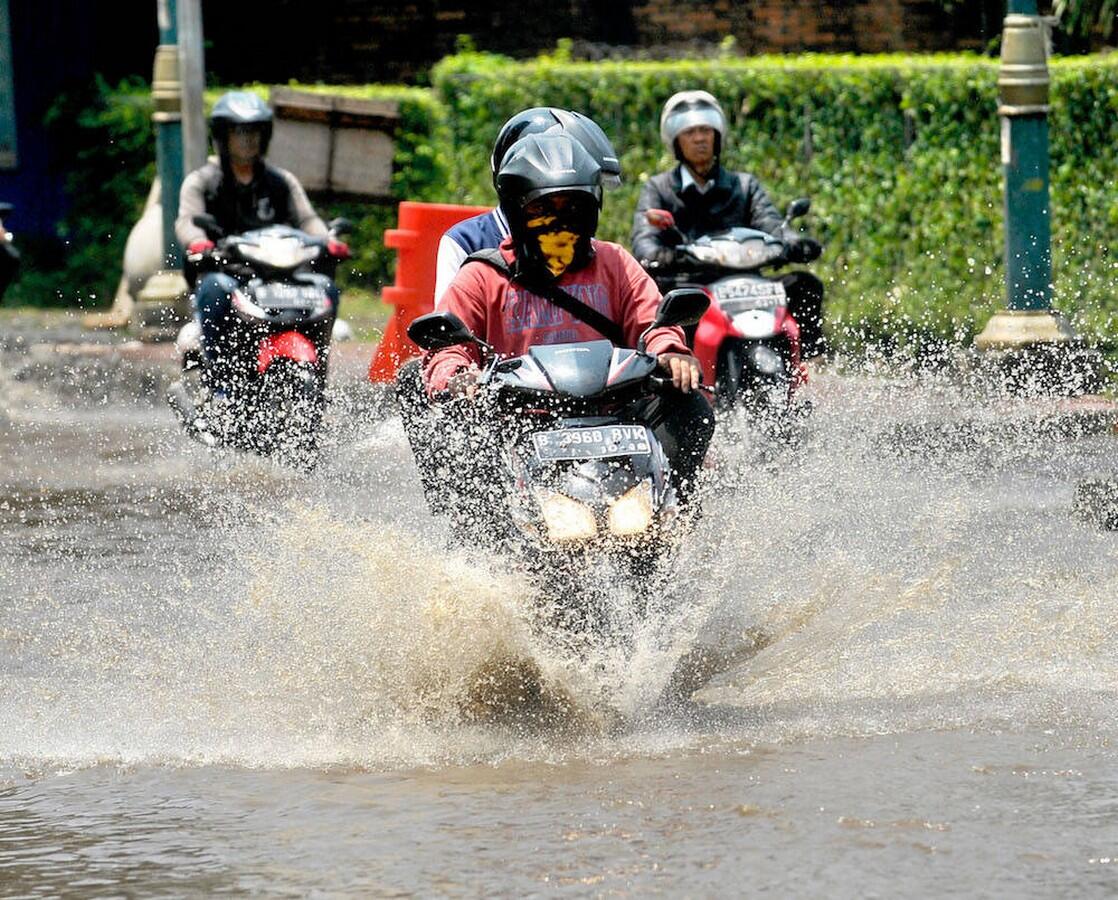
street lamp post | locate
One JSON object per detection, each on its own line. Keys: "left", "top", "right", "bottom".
{"left": 975, "top": 0, "right": 1083, "bottom": 375}
{"left": 153, "top": 0, "right": 183, "bottom": 268}
{"left": 134, "top": 0, "right": 190, "bottom": 340}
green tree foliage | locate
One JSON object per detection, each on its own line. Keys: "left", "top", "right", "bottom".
{"left": 1054, "top": 0, "right": 1118, "bottom": 37}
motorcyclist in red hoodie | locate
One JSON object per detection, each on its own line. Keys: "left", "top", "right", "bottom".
{"left": 398, "top": 133, "right": 714, "bottom": 521}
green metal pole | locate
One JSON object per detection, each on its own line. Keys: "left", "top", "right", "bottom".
{"left": 1001, "top": 0, "right": 1050, "bottom": 312}
{"left": 153, "top": 0, "right": 183, "bottom": 268}
{"left": 975, "top": 0, "right": 1075, "bottom": 351}
{"left": 133, "top": 0, "right": 189, "bottom": 340}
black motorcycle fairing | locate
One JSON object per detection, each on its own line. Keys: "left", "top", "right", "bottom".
{"left": 496, "top": 342, "right": 659, "bottom": 400}
{"left": 526, "top": 341, "right": 614, "bottom": 396}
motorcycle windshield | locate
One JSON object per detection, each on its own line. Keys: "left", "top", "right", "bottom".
{"left": 229, "top": 226, "right": 322, "bottom": 271}
{"left": 687, "top": 228, "right": 785, "bottom": 271}
{"left": 527, "top": 341, "right": 616, "bottom": 397}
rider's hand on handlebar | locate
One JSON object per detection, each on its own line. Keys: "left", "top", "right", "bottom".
{"left": 780, "top": 227, "right": 823, "bottom": 264}
{"left": 648, "top": 246, "right": 677, "bottom": 269}
{"left": 657, "top": 352, "right": 701, "bottom": 394}
{"left": 446, "top": 366, "right": 480, "bottom": 400}
{"left": 645, "top": 208, "right": 676, "bottom": 230}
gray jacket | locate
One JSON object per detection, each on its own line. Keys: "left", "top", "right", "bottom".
{"left": 175, "top": 158, "right": 326, "bottom": 247}
{"left": 630, "top": 164, "right": 783, "bottom": 263}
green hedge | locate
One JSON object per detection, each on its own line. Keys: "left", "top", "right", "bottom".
{"left": 431, "top": 50, "right": 1118, "bottom": 349}
{"left": 13, "top": 78, "right": 447, "bottom": 308}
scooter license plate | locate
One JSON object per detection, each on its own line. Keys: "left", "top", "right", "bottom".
{"left": 255, "top": 283, "right": 323, "bottom": 310}
{"left": 533, "top": 426, "right": 652, "bottom": 461}
{"left": 715, "top": 278, "right": 786, "bottom": 309}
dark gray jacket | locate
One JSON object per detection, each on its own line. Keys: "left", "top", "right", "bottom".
{"left": 630, "top": 164, "right": 783, "bottom": 263}
{"left": 175, "top": 158, "right": 326, "bottom": 248}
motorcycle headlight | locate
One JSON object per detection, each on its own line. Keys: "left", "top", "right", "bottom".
{"left": 608, "top": 480, "right": 654, "bottom": 536}
{"left": 239, "top": 238, "right": 318, "bottom": 269}
{"left": 539, "top": 492, "right": 598, "bottom": 542}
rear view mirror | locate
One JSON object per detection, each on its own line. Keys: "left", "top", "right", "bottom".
{"left": 638, "top": 288, "right": 710, "bottom": 353}
{"left": 407, "top": 311, "right": 477, "bottom": 351}
{"left": 786, "top": 198, "right": 811, "bottom": 220}
{"left": 654, "top": 288, "right": 710, "bottom": 329}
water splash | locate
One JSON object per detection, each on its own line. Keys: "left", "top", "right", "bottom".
{"left": 1, "top": 359, "right": 1117, "bottom": 775}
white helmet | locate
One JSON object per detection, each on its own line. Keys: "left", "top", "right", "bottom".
{"left": 659, "top": 90, "right": 727, "bottom": 161}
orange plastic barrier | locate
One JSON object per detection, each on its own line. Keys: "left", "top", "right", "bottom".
{"left": 367, "top": 201, "right": 491, "bottom": 383}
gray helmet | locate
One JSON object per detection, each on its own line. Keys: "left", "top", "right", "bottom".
{"left": 496, "top": 133, "right": 603, "bottom": 277}
{"left": 490, "top": 107, "right": 621, "bottom": 190}
{"left": 549, "top": 109, "right": 622, "bottom": 188}
{"left": 210, "top": 91, "right": 274, "bottom": 157}
{"left": 659, "top": 90, "right": 726, "bottom": 162}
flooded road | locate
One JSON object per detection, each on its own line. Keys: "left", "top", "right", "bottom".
{"left": 1, "top": 315, "right": 1117, "bottom": 896}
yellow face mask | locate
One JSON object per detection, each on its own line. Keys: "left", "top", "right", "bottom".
{"left": 525, "top": 205, "right": 587, "bottom": 276}
{"left": 535, "top": 230, "right": 580, "bottom": 276}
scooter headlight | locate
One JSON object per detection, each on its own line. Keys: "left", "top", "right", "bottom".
{"left": 239, "top": 237, "right": 318, "bottom": 269}
{"left": 539, "top": 493, "right": 598, "bottom": 542}
{"left": 608, "top": 480, "right": 654, "bottom": 536}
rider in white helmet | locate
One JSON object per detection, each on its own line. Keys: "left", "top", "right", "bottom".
{"left": 631, "top": 90, "right": 826, "bottom": 356}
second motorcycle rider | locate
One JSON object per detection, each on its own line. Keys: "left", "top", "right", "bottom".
{"left": 630, "top": 90, "right": 826, "bottom": 357}
{"left": 176, "top": 91, "right": 349, "bottom": 393}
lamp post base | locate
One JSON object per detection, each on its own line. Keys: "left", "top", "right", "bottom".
{"left": 974, "top": 308, "right": 1074, "bottom": 350}
{"left": 973, "top": 310, "right": 1102, "bottom": 396}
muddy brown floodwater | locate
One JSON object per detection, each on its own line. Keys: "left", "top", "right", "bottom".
{"left": 1, "top": 314, "right": 1117, "bottom": 896}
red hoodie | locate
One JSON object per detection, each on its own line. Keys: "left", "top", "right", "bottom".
{"left": 424, "top": 238, "right": 689, "bottom": 394}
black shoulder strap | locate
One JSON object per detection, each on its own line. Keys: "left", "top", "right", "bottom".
{"left": 463, "top": 250, "right": 626, "bottom": 346}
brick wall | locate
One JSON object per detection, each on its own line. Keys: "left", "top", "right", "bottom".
{"left": 202, "top": 0, "right": 1002, "bottom": 86}
{"left": 631, "top": 0, "right": 989, "bottom": 54}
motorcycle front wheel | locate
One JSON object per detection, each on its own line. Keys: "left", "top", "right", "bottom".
{"left": 256, "top": 360, "right": 325, "bottom": 470}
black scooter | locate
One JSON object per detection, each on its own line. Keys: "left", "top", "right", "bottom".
{"left": 407, "top": 289, "right": 709, "bottom": 627}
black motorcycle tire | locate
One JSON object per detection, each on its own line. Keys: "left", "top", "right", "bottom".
{"left": 257, "top": 360, "right": 325, "bottom": 470}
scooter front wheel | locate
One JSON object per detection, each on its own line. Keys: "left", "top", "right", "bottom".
{"left": 258, "top": 360, "right": 325, "bottom": 470}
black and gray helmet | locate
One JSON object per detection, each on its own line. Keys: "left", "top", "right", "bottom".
{"left": 490, "top": 107, "right": 621, "bottom": 189}
{"left": 210, "top": 91, "right": 274, "bottom": 157}
{"left": 496, "top": 133, "right": 603, "bottom": 276}
{"left": 659, "top": 90, "right": 726, "bottom": 162}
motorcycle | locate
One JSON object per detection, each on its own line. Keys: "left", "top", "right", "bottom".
{"left": 167, "top": 214, "right": 351, "bottom": 468}
{"left": 641, "top": 199, "right": 818, "bottom": 430}
{"left": 406, "top": 288, "right": 709, "bottom": 628}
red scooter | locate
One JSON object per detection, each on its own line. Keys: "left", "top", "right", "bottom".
{"left": 640, "top": 200, "right": 815, "bottom": 429}
{"left": 167, "top": 214, "right": 351, "bottom": 469}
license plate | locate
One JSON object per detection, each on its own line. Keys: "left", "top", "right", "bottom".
{"left": 255, "top": 283, "right": 323, "bottom": 309}
{"left": 533, "top": 426, "right": 652, "bottom": 461}
{"left": 715, "top": 278, "right": 786, "bottom": 308}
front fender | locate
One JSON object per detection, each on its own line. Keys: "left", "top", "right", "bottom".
{"left": 257, "top": 331, "right": 318, "bottom": 374}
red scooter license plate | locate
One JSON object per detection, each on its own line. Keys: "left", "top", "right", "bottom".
{"left": 714, "top": 278, "right": 786, "bottom": 308}
{"left": 256, "top": 283, "right": 323, "bottom": 310}
{"left": 533, "top": 426, "right": 652, "bottom": 461}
